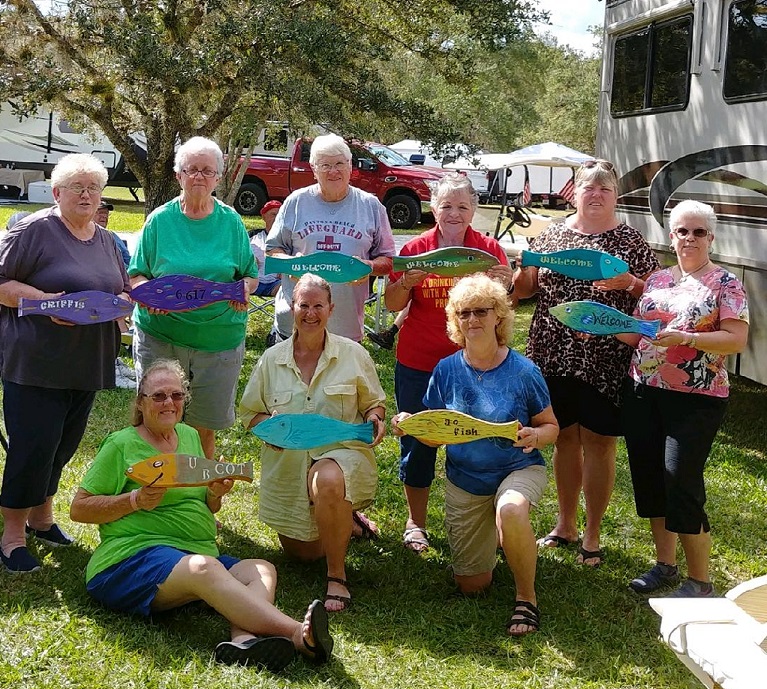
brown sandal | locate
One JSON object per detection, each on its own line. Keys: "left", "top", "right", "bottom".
{"left": 324, "top": 576, "right": 351, "bottom": 612}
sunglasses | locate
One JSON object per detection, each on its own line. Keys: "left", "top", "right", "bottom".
{"left": 142, "top": 391, "right": 186, "bottom": 403}
{"left": 581, "top": 159, "right": 615, "bottom": 171}
{"left": 457, "top": 307, "right": 494, "bottom": 320}
{"left": 673, "top": 227, "right": 709, "bottom": 238}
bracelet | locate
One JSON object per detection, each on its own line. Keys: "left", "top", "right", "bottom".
{"left": 688, "top": 334, "right": 698, "bottom": 349}
{"left": 625, "top": 275, "right": 637, "bottom": 292}
{"left": 129, "top": 489, "right": 140, "bottom": 511}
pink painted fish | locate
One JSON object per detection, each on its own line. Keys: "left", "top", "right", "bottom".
{"left": 18, "top": 290, "right": 132, "bottom": 325}
{"left": 130, "top": 275, "right": 246, "bottom": 311}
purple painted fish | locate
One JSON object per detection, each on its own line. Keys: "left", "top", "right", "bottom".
{"left": 549, "top": 300, "right": 661, "bottom": 338}
{"left": 130, "top": 275, "right": 246, "bottom": 311}
{"left": 18, "top": 290, "right": 132, "bottom": 325}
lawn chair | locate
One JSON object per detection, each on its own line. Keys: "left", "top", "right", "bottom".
{"left": 248, "top": 293, "right": 276, "bottom": 321}
{"left": 364, "top": 275, "right": 389, "bottom": 336}
{"left": 649, "top": 575, "right": 767, "bottom": 688}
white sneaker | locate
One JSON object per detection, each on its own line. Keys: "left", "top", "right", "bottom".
{"left": 115, "top": 358, "right": 136, "bottom": 381}
{"left": 115, "top": 373, "right": 135, "bottom": 389}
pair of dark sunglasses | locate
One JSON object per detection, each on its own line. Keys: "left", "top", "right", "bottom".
{"left": 673, "top": 227, "right": 709, "bottom": 238}
{"left": 457, "top": 307, "right": 494, "bottom": 320}
{"left": 142, "top": 391, "right": 186, "bottom": 403}
{"left": 581, "top": 159, "right": 615, "bottom": 171}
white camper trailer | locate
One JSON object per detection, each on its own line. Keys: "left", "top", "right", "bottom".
{"left": 597, "top": 0, "right": 767, "bottom": 386}
{"left": 0, "top": 104, "right": 143, "bottom": 186}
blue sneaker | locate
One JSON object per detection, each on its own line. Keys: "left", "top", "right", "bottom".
{"left": 1, "top": 546, "right": 42, "bottom": 573}
{"left": 667, "top": 577, "right": 716, "bottom": 598}
{"left": 628, "top": 562, "right": 680, "bottom": 593}
{"left": 26, "top": 523, "right": 74, "bottom": 547}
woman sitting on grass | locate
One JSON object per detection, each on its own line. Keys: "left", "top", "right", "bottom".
{"left": 70, "top": 359, "right": 333, "bottom": 671}
{"left": 392, "top": 275, "right": 558, "bottom": 637}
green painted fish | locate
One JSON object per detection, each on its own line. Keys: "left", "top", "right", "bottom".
{"left": 253, "top": 413, "right": 374, "bottom": 450}
{"left": 519, "top": 248, "right": 629, "bottom": 280}
{"left": 393, "top": 247, "right": 500, "bottom": 277}
{"left": 264, "top": 251, "right": 372, "bottom": 283}
{"left": 549, "top": 301, "right": 661, "bottom": 338}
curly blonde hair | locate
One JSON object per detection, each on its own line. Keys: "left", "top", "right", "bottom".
{"left": 445, "top": 274, "right": 514, "bottom": 347}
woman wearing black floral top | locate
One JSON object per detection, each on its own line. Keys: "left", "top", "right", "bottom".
{"left": 513, "top": 160, "right": 659, "bottom": 567}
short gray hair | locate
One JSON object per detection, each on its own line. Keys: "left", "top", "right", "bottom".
{"left": 292, "top": 273, "right": 333, "bottom": 305}
{"left": 669, "top": 200, "right": 717, "bottom": 235}
{"left": 430, "top": 172, "right": 479, "bottom": 210}
{"left": 174, "top": 136, "right": 224, "bottom": 175}
{"left": 309, "top": 134, "right": 352, "bottom": 166}
{"left": 50, "top": 153, "right": 108, "bottom": 190}
{"left": 132, "top": 358, "right": 190, "bottom": 427}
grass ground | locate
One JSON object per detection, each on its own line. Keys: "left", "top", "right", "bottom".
{"left": 1, "top": 301, "right": 765, "bottom": 689}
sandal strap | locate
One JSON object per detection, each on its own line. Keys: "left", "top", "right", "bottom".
{"left": 325, "top": 594, "right": 351, "bottom": 606}
{"left": 327, "top": 576, "right": 349, "bottom": 587}
{"left": 506, "top": 601, "right": 540, "bottom": 629}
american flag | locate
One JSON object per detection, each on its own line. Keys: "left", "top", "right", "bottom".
{"left": 558, "top": 176, "right": 575, "bottom": 206}
{"left": 522, "top": 167, "right": 531, "bottom": 206}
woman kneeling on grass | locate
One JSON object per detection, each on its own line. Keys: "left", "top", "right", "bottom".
{"left": 70, "top": 359, "right": 333, "bottom": 671}
{"left": 392, "top": 275, "right": 558, "bottom": 636}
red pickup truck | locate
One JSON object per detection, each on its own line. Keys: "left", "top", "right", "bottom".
{"left": 233, "top": 138, "right": 448, "bottom": 229}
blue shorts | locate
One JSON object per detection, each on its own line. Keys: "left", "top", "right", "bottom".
{"left": 395, "top": 361, "right": 439, "bottom": 488}
{"left": 86, "top": 545, "right": 239, "bottom": 616}
{"left": 254, "top": 279, "right": 280, "bottom": 297}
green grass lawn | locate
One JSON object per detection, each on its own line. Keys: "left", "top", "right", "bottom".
{"left": 1, "top": 302, "right": 765, "bottom": 688}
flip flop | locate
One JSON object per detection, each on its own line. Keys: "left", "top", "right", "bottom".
{"left": 303, "top": 599, "right": 334, "bottom": 664}
{"left": 537, "top": 534, "right": 577, "bottom": 549}
{"left": 577, "top": 546, "right": 605, "bottom": 567}
{"left": 506, "top": 600, "right": 540, "bottom": 637}
{"left": 214, "top": 636, "right": 295, "bottom": 671}
{"left": 352, "top": 511, "right": 380, "bottom": 539}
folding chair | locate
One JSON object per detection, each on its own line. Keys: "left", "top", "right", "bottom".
{"left": 248, "top": 294, "right": 276, "bottom": 321}
{"left": 364, "top": 275, "right": 390, "bottom": 335}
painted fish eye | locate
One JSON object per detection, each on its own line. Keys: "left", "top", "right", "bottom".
{"left": 565, "top": 307, "right": 572, "bottom": 313}
{"left": 152, "top": 460, "right": 164, "bottom": 468}
{"left": 126, "top": 467, "right": 134, "bottom": 474}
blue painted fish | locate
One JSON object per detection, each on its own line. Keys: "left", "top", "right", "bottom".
{"left": 392, "top": 247, "right": 499, "bottom": 277}
{"left": 125, "top": 453, "right": 254, "bottom": 487}
{"left": 18, "top": 290, "right": 132, "bottom": 324}
{"left": 253, "top": 413, "right": 374, "bottom": 450}
{"left": 519, "top": 248, "right": 629, "bottom": 280}
{"left": 264, "top": 252, "right": 372, "bottom": 283}
{"left": 549, "top": 300, "right": 661, "bottom": 338}
{"left": 130, "top": 275, "right": 246, "bottom": 311}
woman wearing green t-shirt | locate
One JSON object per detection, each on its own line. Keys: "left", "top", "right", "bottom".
{"left": 129, "top": 137, "right": 259, "bottom": 459}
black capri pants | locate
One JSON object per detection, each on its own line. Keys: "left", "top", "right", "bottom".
{"left": 622, "top": 379, "right": 727, "bottom": 535}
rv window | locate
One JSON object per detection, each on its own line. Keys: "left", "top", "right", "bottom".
{"left": 610, "top": 15, "right": 692, "bottom": 116}
{"left": 724, "top": 0, "right": 767, "bottom": 103}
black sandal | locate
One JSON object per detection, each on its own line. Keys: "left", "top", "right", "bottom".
{"left": 302, "top": 600, "right": 334, "bottom": 664}
{"left": 506, "top": 600, "right": 540, "bottom": 637}
{"left": 325, "top": 576, "right": 351, "bottom": 611}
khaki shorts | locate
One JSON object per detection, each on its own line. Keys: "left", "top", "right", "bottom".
{"left": 445, "top": 464, "right": 547, "bottom": 577}
{"left": 134, "top": 328, "right": 244, "bottom": 430}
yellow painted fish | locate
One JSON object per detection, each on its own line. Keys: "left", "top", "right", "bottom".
{"left": 125, "top": 454, "right": 254, "bottom": 487}
{"left": 397, "top": 409, "right": 519, "bottom": 445}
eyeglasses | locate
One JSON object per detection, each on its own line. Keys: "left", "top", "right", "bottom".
{"left": 142, "top": 391, "right": 186, "bottom": 403}
{"left": 182, "top": 168, "right": 218, "bottom": 178}
{"left": 313, "top": 162, "right": 350, "bottom": 172}
{"left": 581, "top": 159, "right": 615, "bottom": 171}
{"left": 64, "top": 184, "right": 103, "bottom": 195}
{"left": 457, "top": 307, "right": 494, "bottom": 320}
{"left": 673, "top": 227, "right": 709, "bottom": 238}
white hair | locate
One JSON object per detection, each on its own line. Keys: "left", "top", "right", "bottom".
{"left": 50, "top": 153, "right": 108, "bottom": 190}
{"left": 669, "top": 200, "right": 717, "bottom": 235}
{"left": 309, "top": 134, "right": 352, "bottom": 166}
{"left": 174, "top": 136, "right": 224, "bottom": 175}
{"left": 430, "top": 172, "right": 478, "bottom": 210}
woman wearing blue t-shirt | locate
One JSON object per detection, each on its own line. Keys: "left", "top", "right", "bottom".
{"left": 393, "top": 274, "right": 558, "bottom": 638}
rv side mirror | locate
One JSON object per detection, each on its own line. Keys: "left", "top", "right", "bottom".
{"left": 409, "top": 154, "right": 426, "bottom": 165}
{"left": 357, "top": 159, "right": 378, "bottom": 172}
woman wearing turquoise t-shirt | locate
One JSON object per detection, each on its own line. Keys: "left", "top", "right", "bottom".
{"left": 129, "top": 137, "right": 259, "bottom": 459}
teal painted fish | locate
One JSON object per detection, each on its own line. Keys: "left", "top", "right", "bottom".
{"left": 520, "top": 248, "right": 629, "bottom": 280}
{"left": 392, "top": 247, "right": 500, "bottom": 276}
{"left": 264, "top": 252, "right": 372, "bottom": 283}
{"left": 549, "top": 301, "right": 661, "bottom": 338}
{"left": 253, "top": 413, "right": 374, "bottom": 450}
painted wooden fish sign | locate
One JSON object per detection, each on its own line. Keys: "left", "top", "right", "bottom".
{"left": 392, "top": 247, "right": 500, "bottom": 277}
{"left": 253, "top": 413, "right": 374, "bottom": 450}
{"left": 264, "top": 252, "right": 372, "bottom": 283}
{"left": 130, "top": 275, "right": 247, "bottom": 311}
{"left": 397, "top": 409, "right": 519, "bottom": 445}
{"left": 549, "top": 301, "right": 661, "bottom": 338}
{"left": 18, "top": 290, "right": 133, "bottom": 325}
{"left": 125, "top": 454, "right": 254, "bottom": 487}
{"left": 519, "top": 248, "right": 629, "bottom": 281}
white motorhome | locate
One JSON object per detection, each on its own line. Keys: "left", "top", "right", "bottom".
{"left": 0, "top": 104, "right": 143, "bottom": 186}
{"left": 597, "top": 0, "right": 767, "bottom": 385}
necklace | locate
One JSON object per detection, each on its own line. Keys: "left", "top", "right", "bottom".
{"left": 679, "top": 259, "right": 712, "bottom": 281}
{"left": 464, "top": 349, "right": 500, "bottom": 382}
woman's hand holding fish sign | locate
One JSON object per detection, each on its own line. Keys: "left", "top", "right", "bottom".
{"left": 207, "top": 478, "right": 234, "bottom": 500}
{"left": 400, "top": 269, "right": 428, "bottom": 291}
{"left": 365, "top": 408, "right": 386, "bottom": 446}
{"left": 136, "top": 485, "right": 167, "bottom": 511}
{"left": 230, "top": 278, "right": 259, "bottom": 312}
{"left": 390, "top": 412, "right": 410, "bottom": 437}
{"left": 514, "top": 426, "right": 539, "bottom": 454}
{"left": 487, "top": 264, "right": 515, "bottom": 292}
{"left": 594, "top": 271, "right": 636, "bottom": 293}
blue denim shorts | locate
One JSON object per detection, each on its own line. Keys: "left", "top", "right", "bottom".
{"left": 86, "top": 545, "right": 239, "bottom": 616}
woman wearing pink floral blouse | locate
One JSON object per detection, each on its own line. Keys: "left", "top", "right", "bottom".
{"left": 620, "top": 200, "right": 749, "bottom": 599}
